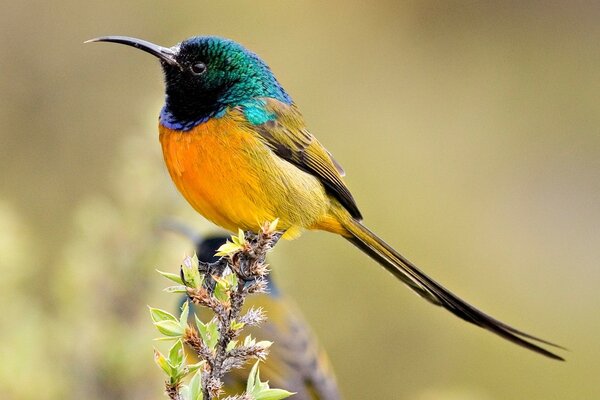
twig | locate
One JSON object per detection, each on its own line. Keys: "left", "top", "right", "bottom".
{"left": 150, "top": 220, "right": 292, "bottom": 400}
{"left": 185, "top": 223, "right": 281, "bottom": 399}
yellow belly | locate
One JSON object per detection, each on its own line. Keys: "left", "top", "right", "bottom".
{"left": 159, "top": 114, "right": 331, "bottom": 238}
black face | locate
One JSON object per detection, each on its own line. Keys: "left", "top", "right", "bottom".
{"left": 160, "top": 39, "right": 238, "bottom": 123}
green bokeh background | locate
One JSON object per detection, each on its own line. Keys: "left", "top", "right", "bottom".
{"left": 1, "top": 2, "right": 599, "bottom": 399}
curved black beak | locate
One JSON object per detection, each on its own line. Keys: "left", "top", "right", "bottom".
{"left": 85, "top": 35, "right": 179, "bottom": 67}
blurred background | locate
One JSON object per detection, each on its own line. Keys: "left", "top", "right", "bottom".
{"left": 1, "top": 1, "right": 599, "bottom": 399}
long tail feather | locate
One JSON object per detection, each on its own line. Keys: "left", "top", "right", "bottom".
{"left": 342, "top": 217, "right": 565, "bottom": 361}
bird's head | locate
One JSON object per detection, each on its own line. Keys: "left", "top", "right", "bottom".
{"left": 86, "top": 35, "right": 291, "bottom": 128}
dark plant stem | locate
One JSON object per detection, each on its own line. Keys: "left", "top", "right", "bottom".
{"left": 166, "top": 382, "right": 182, "bottom": 400}
{"left": 184, "top": 224, "right": 282, "bottom": 400}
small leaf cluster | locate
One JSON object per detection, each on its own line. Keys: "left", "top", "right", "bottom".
{"left": 245, "top": 361, "right": 294, "bottom": 400}
{"left": 215, "top": 229, "right": 247, "bottom": 257}
{"left": 150, "top": 305, "right": 204, "bottom": 399}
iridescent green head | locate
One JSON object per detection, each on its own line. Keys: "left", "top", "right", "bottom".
{"left": 86, "top": 35, "right": 292, "bottom": 130}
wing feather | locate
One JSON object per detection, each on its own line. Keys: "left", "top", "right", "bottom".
{"left": 247, "top": 99, "right": 362, "bottom": 220}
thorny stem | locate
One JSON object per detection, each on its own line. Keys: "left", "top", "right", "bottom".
{"left": 183, "top": 223, "right": 282, "bottom": 400}
{"left": 166, "top": 382, "right": 182, "bottom": 400}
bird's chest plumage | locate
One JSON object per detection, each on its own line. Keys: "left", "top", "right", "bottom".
{"left": 158, "top": 114, "right": 329, "bottom": 236}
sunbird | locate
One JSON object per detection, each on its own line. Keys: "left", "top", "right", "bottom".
{"left": 88, "top": 35, "right": 564, "bottom": 360}
{"left": 162, "top": 220, "right": 341, "bottom": 399}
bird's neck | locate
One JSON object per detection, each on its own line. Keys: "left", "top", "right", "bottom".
{"left": 160, "top": 101, "right": 226, "bottom": 131}
{"left": 160, "top": 94, "right": 290, "bottom": 131}
{"left": 160, "top": 78, "right": 292, "bottom": 131}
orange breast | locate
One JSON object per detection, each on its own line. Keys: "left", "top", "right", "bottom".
{"left": 158, "top": 112, "right": 331, "bottom": 237}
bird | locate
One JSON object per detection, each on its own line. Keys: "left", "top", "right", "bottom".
{"left": 87, "top": 35, "right": 565, "bottom": 360}
{"left": 161, "top": 220, "right": 341, "bottom": 400}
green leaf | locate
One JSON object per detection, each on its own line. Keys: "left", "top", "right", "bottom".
{"left": 168, "top": 339, "right": 185, "bottom": 369}
{"left": 195, "top": 315, "right": 218, "bottom": 351}
{"left": 206, "top": 319, "right": 219, "bottom": 350}
{"left": 190, "top": 253, "right": 200, "bottom": 269}
{"left": 254, "top": 388, "right": 295, "bottom": 400}
{"left": 224, "top": 271, "right": 239, "bottom": 288}
{"left": 187, "top": 360, "right": 205, "bottom": 375}
{"left": 226, "top": 340, "right": 238, "bottom": 352}
{"left": 179, "top": 385, "right": 190, "bottom": 400}
{"left": 243, "top": 335, "right": 256, "bottom": 347}
{"left": 195, "top": 315, "right": 208, "bottom": 342}
{"left": 195, "top": 316, "right": 208, "bottom": 339}
{"left": 154, "top": 320, "right": 184, "bottom": 337}
{"left": 149, "top": 307, "right": 178, "bottom": 323}
{"left": 187, "top": 369, "right": 203, "bottom": 400}
{"left": 246, "top": 360, "right": 260, "bottom": 393}
{"left": 164, "top": 285, "right": 188, "bottom": 293}
{"left": 256, "top": 340, "right": 273, "bottom": 350}
{"left": 153, "top": 336, "right": 178, "bottom": 342}
{"left": 215, "top": 229, "right": 246, "bottom": 256}
{"left": 247, "top": 361, "right": 294, "bottom": 399}
{"left": 215, "top": 241, "right": 243, "bottom": 257}
{"left": 154, "top": 349, "right": 173, "bottom": 377}
{"left": 179, "top": 301, "right": 190, "bottom": 327}
{"left": 156, "top": 269, "right": 184, "bottom": 285}
{"left": 213, "top": 277, "right": 230, "bottom": 303}
{"left": 266, "top": 218, "right": 279, "bottom": 234}
{"left": 231, "top": 228, "right": 246, "bottom": 246}
{"left": 182, "top": 255, "right": 203, "bottom": 288}
{"left": 230, "top": 320, "right": 245, "bottom": 331}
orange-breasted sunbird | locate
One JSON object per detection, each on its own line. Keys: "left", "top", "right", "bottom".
{"left": 88, "top": 35, "right": 564, "bottom": 360}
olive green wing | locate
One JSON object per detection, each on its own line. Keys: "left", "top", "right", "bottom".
{"left": 248, "top": 98, "right": 362, "bottom": 220}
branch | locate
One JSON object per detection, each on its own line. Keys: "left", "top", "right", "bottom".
{"left": 149, "top": 220, "right": 294, "bottom": 400}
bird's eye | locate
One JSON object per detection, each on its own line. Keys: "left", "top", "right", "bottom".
{"left": 190, "top": 62, "right": 207, "bottom": 75}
